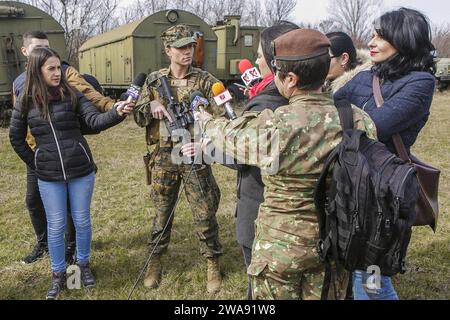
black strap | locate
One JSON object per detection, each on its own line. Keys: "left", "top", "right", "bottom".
{"left": 314, "top": 148, "right": 339, "bottom": 242}
{"left": 334, "top": 99, "right": 354, "bottom": 131}
{"left": 321, "top": 263, "right": 332, "bottom": 300}
{"left": 372, "top": 75, "right": 410, "bottom": 162}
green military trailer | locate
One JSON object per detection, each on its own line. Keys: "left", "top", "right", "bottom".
{"left": 212, "top": 15, "right": 263, "bottom": 91}
{"left": 436, "top": 58, "right": 450, "bottom": 91}
{"left": 78, "top": 10, "right": 262, "bottom": 98}
{"left": 0, "top": 1, "right": 67, "bottom": 126}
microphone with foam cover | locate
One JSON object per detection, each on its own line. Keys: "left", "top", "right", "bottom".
{"left": 190, "top": 91, "right": 209, "bottom": 113}
{"left": 238, "top": 59, "right": 253, "bottom": 74}
{"left": 212, "top": 82, "right": 237, "bottom": 120}
{"left": 238, "top": 59, "right": 262, "bottom": 87}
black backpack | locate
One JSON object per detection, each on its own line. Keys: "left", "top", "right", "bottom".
{"left": 314, "top": 100, "right": 419, "bottom": 297}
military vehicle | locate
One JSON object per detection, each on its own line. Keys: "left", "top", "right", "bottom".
{"left": 212, "top": 15, "right": 263, "bottom": 87}
{"left": 436, "top": 58, "right": 450, "bottom": 91}
{"left": 0, "top": 1, "right": 67, "bottom": 126}
{"left": 79, "top": 10, "right": 262, "bottom": 98}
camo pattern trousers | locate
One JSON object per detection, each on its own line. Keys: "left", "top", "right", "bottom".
{"left": 148, "top": 148, "right": 222, "bottom": 258}
{"left": 249, "top": 221, "right": 325, "bottom": 300}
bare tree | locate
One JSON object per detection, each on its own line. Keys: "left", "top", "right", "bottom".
{"left": 317, "top": 19, "right": 338, "bottom": 34}
{"left": 21, "top": 0, "right": 119, "bottom": 66}
{"left": 433, "top": 23, "right": 450, "bottom": 58}
{"left": 242, "top": 0, "right": 265, "bottom": 26}
{"left": 186, "top": 0, "right": 210, "bottom": 24}
{"left": 262, "top": 0, "right": 297, "bottom": 27}
{"left": 199, "top": 0, "right": 247, "bottom": 25}
{"left": 327, "top": 0, "right": 384, "bottom": 47}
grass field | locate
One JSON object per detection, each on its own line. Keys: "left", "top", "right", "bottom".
{"left": 0, "top": 93, "right": 449, "bottom": 300}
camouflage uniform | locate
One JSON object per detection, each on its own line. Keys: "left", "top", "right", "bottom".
{"left": 204, "top": 93, "right": 377, "bottom": 299}
{"left": 133, "top": 25, "right": 223, "bottom": 259}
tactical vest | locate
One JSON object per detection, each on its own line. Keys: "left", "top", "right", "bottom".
{"left": 146, "top": 68, "right": 203, "bottom": 147}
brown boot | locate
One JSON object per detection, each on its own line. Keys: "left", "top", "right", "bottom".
{"left": 207, "top": 257, "right": 222, "bottom": 294}
{"left": 143, "top": 255, "right": 162, "bottom": 289}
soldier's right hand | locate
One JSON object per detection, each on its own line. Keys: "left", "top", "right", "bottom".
{"left": 150, "top": 100, "right": 173, "bottom": 122}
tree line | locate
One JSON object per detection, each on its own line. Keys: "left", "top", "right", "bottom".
{"left": 17, "top": 0, "right": 450, "bottom": 67}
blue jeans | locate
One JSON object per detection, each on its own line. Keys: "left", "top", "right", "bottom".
{"left": 352, "top": 270, "right": 399, "bottom": 300}
{"left": 38, "top": 172, "right": 95, "bottom": 273}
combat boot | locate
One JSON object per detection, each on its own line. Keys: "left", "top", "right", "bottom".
{"left": 144, "top": 254, "right": 162, "bottom": 289}
{"left": 207, "top": 257, "right": 222, "bottom": 294}
{"left": 46, "top": 271, "right": 66, "bottom": 300}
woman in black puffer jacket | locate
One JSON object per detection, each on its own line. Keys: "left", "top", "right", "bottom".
{"left": 9, "top": 47, "right": 134, "bottom": 300}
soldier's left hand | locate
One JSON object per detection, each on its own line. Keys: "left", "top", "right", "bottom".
{"left": 180, "top": 142, "right": 202, "bottom": 157}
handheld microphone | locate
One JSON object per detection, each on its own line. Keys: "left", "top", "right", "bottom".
{"left": 125, "top": 73, "right": 147, "bottom": 103}
{"left": 238, "top": 59, "right": 262, "bottom": 87}
{"left": 189, "top": 91, "right": 209, "bottom": 114}
{"left": 211, "top": 82, "right": 237, "bottom": 120}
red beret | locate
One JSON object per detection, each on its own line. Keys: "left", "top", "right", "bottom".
{"left": 273, "top": 29, "right": 331, "bottom": 61}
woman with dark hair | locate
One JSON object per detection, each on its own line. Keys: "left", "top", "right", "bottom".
{"left": 334, "top": 7, "right": 436, "bottom": 300}
{"left": 325, "top": 32, "right": 372, "bottom": 93}
{"left": 9, "top": 47, "right": 133, "bottom": 300}
{"left": 231, "top": 21, "right": 298, "bottom": 299}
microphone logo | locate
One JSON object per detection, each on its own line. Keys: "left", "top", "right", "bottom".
{"left": 241, "top": 68, "right": 261, "bottom": 87}
{"left": 190, "top": 95, "right": 209, "bottom": 112}
{"left": 126, "top": 84, "right": 140, "bottom": 102}
{"left": 213, "top": 90, "right": 232, "bottom": 106}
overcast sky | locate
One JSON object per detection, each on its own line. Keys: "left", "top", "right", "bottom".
{"left": 295, "top": 0, "right": 449, "bottom": 26}
{"left": 118, "top": 0, "right": 449, "bottom": 26}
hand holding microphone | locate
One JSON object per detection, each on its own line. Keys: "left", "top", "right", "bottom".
{"left": 116, "top": 73, "right": 147, "bottom": 116}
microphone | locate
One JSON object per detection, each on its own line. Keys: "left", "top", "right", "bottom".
{"left": 211, "top": 82, "right": 237, "bottom": 120}
{"left": 125, "top": 73, "right": 147, "bottom": 103}
{"left": 190, "top": 91, "right": 209, "bottom": 114}
{"left": 238, "top": 59, "right": 262, "bottom": 87}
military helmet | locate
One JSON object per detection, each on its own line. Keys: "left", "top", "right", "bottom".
{"left": 161, "top": 24, "right": 197, "bottom": 48}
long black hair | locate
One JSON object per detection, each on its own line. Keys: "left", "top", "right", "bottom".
{"left": 260, "top": 21, "right": 299, "bottom": 74}
{"left": 373, "top": 7, "right": 436, "bottom": 81}
{"left": 326, "top": 32, "right": 359, "bottom": 70}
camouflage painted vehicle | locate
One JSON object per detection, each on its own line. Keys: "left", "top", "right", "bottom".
{"left": 78, "top": 10, "right": 262, "bottom": 99}
{"left": 436, "top": 58, "right": 450, "bottom": 91}
{"left": 0, "top": 1, "right": 67, "bottom": 127}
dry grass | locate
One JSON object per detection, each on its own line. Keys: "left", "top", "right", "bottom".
{"left": 0, "top": 93, "right": 449, "bottom": 300}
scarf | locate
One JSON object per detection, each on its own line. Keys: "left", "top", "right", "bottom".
{"left": 248, "top": 74, "right": 274, "bottom": 99}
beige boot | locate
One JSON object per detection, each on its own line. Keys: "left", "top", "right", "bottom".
{"left": 143, "top": 255, "right": 162, "bottom": 289}
{"left": 207, "top": 257, "right": 222, "bottom": 294}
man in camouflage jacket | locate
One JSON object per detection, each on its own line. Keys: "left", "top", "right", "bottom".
{"left": 133, "top": 24, "right": 223, "bottom": 294}
{"left": 197, "top": 29, "right": 377, "bottom": 299}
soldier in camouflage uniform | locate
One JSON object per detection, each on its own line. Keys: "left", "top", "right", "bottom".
{"left": 133, "top": 24, "right": 223, "bottom": 293}
{"left": 197, "top": 29, "right": 377, "bottom": 299}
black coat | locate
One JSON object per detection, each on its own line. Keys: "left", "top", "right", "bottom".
{"left": 9, "top": 93, "right": 124, "bottom": 182}
{"left": 234, "top": 81, "right": 288, "bottom": 249}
